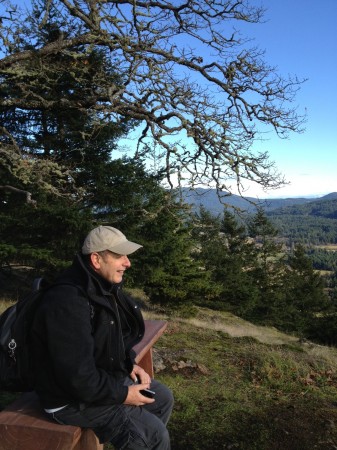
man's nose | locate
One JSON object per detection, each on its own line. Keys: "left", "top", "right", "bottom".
{"left": 123, "top": 255, "right": 131, "bottom": 267}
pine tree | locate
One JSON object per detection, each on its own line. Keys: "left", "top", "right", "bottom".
{"left": 191, "top": 208, "right": 258, "bottom": 311}
{"left": 246, "top": 208, "right": 286, "bottom": 323}
{"left": 0, "top": 12, "right": 134, "bottom": 271}
{"left": 218, "top": 211, "right": 260, "bottom": 315}
{"left": 132, "top": 200, "right": 221, "bottom": 307}
{"left": 282, "top": 244, "right": 331, "bottom": 336}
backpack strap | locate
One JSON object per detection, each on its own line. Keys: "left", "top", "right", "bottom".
{"left": 32, "top": 277, "right": 48, "bottom": 292}
{"left": 33, "top": 277, "right": 95, "bottom": 325}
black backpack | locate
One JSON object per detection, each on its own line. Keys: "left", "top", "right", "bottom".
{"left": 0, "top": 278, "right": 50, "bottom": 392}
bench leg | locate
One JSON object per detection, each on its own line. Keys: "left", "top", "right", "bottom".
{"left": 138, "top": 348, "right": 154, "bottom": 378}
{"left": 74, "top": 429, "right": 103, "bottom": 450}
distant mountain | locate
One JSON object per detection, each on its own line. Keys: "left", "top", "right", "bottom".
{"left": 181, "top": 188, "right": 337, "bottom": 216}
{"left": 320, "top": 192, "right": 337, "bottom": 201}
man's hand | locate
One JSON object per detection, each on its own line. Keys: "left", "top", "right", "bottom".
{"left": 124, "top": 383, "right": 155, "bottom": 406}
{"left": 130, "top": 364, "right": 151, "bottom": 384}
{"left": 124, "top": 364, "right": 155, "bottom": 405}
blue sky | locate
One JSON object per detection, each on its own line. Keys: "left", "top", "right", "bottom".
{"left": 120, "top": 0, "right": 337, "bottom": 199}
{"left": 242, "top": 0, "right": 337, "bottom": 198}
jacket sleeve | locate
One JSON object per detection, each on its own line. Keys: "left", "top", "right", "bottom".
{"left": 35, "top": 285, "right": 128, "bottom": 405}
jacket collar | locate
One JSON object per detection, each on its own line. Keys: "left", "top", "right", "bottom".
{"left": 57, "top": 253, "right": 121, "bottom": 309}
{"left": 76, "top": 253, "right": 124, "bottom": 293}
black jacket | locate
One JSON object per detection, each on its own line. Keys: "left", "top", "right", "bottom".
{"left": 32, "top": 254, "right": 145, "bottom": 409}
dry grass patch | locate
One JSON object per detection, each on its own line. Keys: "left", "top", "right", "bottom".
{"left": 183, "top": 307, "right": 300, "bottom": 346}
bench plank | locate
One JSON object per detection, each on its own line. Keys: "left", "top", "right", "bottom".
{"left": 134, "top": 320, "right": 167, "bottom": 377}
{"left": 0, "top": 391, "right": 102, "bottom": 450}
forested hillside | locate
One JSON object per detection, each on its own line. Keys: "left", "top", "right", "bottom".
{"left": 267, "top": 197, "right": 337, "bottom": 244}
{"left": 182, "top": 189, "right": 337, "bottom": 245}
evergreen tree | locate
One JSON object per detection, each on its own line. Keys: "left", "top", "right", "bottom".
{"left": 281, "top": 244, "right": 331, "bottom": 336}
{"left": 246, "top": 208, "right": 286, "bottom": 323}
{"left": 0, "top": 196, "right": 92, "bottom": 274}
{"left": 191, "top": 208, "right": 258, "bottom": 311}
{"left": 218, "top": 211, "right": 260, "bottom": 315}
{"left": 133, "top": 201, "right": 221, "bottom": 307}
{"left": 0, "top": 9, "right": 134, "bottom": 271}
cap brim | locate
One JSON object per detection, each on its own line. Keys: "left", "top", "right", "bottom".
{"left": 108, "top": 241, "right": 143, "bottom": 255}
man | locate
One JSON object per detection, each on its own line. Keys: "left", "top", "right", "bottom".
{"left": 32, "top": 226, "right": 174, "bottom": 449}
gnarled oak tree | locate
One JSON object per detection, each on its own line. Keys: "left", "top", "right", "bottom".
{"left": 0, "top": 0, "right": 305, "bottom": 202}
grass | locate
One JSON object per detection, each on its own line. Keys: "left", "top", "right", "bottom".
{"left": 143, "top": 309, "right": 337, "bottom": 450}
{"left": 2, "top": 290, "right": 337, "bottom": 449}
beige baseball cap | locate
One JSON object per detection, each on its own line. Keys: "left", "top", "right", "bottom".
{"left": 82, "top": 226, "right": 142, "bottom": 255}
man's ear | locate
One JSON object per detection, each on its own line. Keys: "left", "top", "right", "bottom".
{"left": 90, "top": 252, "right": 101, "bottom": 270}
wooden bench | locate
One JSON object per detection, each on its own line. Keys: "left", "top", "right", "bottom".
{"left": 0, "top": 319, "right": 167, "bottom": 450}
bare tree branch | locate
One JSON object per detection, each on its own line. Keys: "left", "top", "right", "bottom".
{"left": 0, "top": 184, "right": 37, "bottom": 206}
{"left": 0, "top": 0, "right": 306, "bottom": 200}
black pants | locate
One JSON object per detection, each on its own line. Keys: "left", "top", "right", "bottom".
{"left": 49, "top": 379, "right": 174, "bottom": 450}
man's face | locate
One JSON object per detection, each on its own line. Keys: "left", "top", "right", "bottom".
{"left": 91, "top": 251, "right": 131, "bottom": 284}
